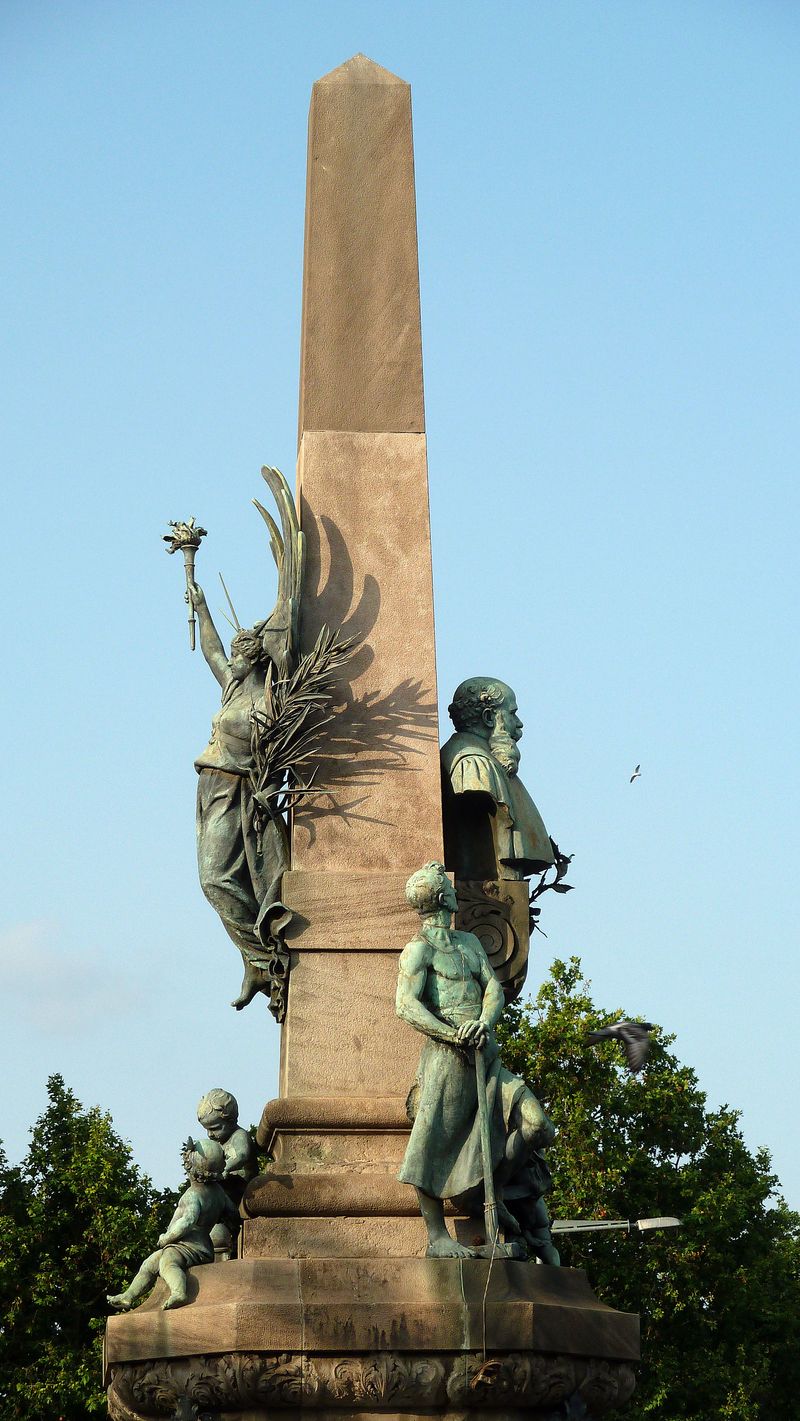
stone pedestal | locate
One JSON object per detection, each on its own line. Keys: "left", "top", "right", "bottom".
{"left": 106, "top": 1259, "right": 638, "bottom": 1419}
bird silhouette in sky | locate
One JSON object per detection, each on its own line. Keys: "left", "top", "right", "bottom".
{"left": 587, "top": 1020, "right": 654, "bottom": 1074}
{"left": 630, "top": 764, "right": 641, "bottom": 783}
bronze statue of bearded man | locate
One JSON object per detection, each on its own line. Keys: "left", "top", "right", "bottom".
{"left": 441, "top": 678, "right": 555, "bottom": 883}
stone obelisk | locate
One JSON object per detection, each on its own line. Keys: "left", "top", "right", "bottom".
{"left": 286, "top": 50, "right": 441, "bottom": 1070}
{"left": 245, "top": 54, "right": 444, "bottom": 1256}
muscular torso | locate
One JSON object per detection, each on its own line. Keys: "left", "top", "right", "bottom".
{"left": 420, "top": 927, "right": 485, "bottom": 1026}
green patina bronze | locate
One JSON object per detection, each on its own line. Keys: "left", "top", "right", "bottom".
{"left": 440, "top": 677, "right": 574, "bottom": 1002}
{"left": 441, "top": 677, "right": 554, "bottom": 882}
{"left": 168, "top": 467, "right": 353, "bottom": 1019}
{"left": 396, "top": 861, "right": 559, "bottom": 1264}
{"left": 197, "top": 1088, "right": 258, "bottom": 1192}
{"left": 197, "top": 1088, "right": 258, "bottom": 1260}
{"left": 106, "top": 1139, "right": 239, "bottom": 1313}
{"left": 181, "top": 466, "right": 303, "bottom": 1016}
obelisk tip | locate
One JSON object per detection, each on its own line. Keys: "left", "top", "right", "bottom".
{"left": 316, "top": 53, "right": 407, "bottom": 86}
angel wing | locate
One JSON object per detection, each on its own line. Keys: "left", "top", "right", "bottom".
{"left": 252, "top": 465, "right": 305, "bottom": 673}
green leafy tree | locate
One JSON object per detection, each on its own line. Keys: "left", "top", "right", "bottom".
{"left": 0, "top": 1074, "right": 178, "bottom": 1420}
{"left": 497, "top": 958, "right": 800, "bottom": 1419}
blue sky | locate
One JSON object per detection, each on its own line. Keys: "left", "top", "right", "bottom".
{"left": 1, "top": 1, "right": 798, "bottom": 1209}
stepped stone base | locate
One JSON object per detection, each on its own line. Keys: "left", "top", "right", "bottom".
{"left": 240, "top": 1213, "right": 485, "bottom": 1259}
{"left": 105, "top": 1257, "right": 638, "bottom": 1420}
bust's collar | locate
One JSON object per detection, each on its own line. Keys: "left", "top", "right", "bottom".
{"left": 440, "top": 729, "right": 492, "bottom": 763}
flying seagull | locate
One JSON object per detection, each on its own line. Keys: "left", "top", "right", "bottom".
{"left": 630, "top": 764, "right": 641, "bottom": 783}
{"left": 587, "top": 1020, "right": 654, "bottom": 1073}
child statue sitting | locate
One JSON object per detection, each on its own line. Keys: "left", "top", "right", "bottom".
{"left": 197, "top": 1087, "right": 258, "bottom": 1260}
{"left": 196, "top": 1088, "right": 257, "bottom": 1201}
{"left": 107, "top": 1137, "right": 239, "bottom": 1312}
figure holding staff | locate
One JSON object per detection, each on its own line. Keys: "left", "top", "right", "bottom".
{"left": 396, "top": 861, "right": 559, "bottom": 1263}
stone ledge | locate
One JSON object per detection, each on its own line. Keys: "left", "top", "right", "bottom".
{"left": 243, "top": 1169, "right": 420, "bottom": 1218}
{"left": 257, "top": 1095, "right": 411, "bottom": 1149}
{"left": 240, "top": 1213, "right": 443, "bottom": 1258}
{"left": 104, "top": 1257, "right": 639, "bottom": 1368}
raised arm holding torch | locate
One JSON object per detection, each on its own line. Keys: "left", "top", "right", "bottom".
{"left": 163, "top": 517, "right": 208, "bottom": 649}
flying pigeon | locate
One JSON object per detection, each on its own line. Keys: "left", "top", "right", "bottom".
{"left": 587, "top": 1020, "right": 654, "bottom": 1073}
{"left": 630, "top": 764, "right": 641, "bottom": 783}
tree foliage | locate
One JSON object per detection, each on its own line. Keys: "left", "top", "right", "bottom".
{"left": 497, "top": 957, "right": 800, "bottom": 1419}
{"left": 0, "top": 1074, "right": 177, "bottom": 1420}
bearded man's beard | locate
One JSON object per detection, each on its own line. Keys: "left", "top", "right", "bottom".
{"left": 489, "top": 728, "right": 520, "bottom": 776}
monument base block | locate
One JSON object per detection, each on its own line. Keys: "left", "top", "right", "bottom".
{"left": 105, "top": 1258, "right": 638, "bottom": 1419}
